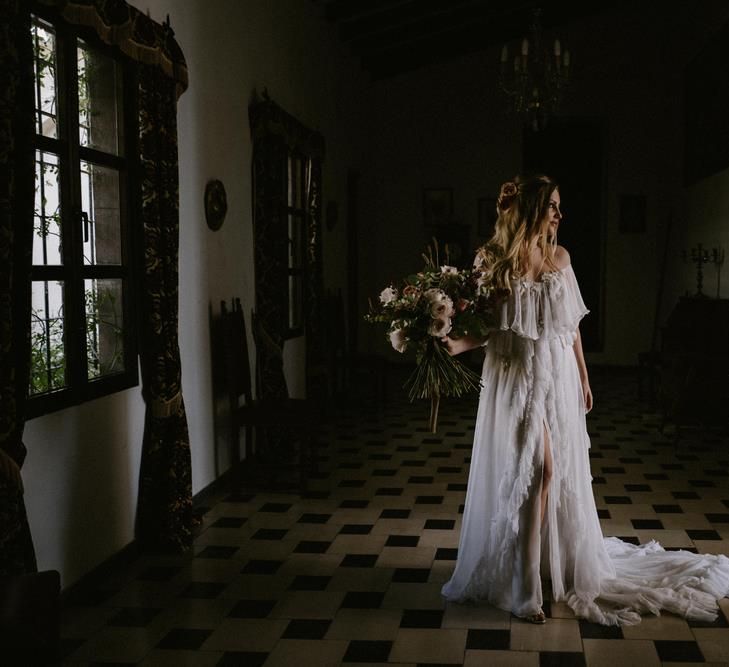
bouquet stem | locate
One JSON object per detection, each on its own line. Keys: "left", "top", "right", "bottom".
{"left": 403, "top": 337, "right": 482, "bottom": 433}
{"left": 429, "top": 391, "right": 440, "bottom": 434}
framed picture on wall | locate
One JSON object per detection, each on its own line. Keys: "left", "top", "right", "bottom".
{"left": 423, "top": 188, "right": 453, "bottom": 226}
{"left": 477, "top": 197, "right": 497, "bottom": 239}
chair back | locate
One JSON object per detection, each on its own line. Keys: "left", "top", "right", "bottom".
{"left": 251, "top": 310, "right": 289, "bottom": 400}
{"left": 220, "top": 298, "right": 253, "bottom": 404}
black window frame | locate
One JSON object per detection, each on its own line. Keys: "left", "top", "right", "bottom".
{"left": 27, "top": 7, "right": 141, "bottom": 419}
{"left": 284, "top": 150, "right": 309, "bottom": 339}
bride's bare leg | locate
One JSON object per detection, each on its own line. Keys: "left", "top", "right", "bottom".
{"left": 541, "top": 423, "right": 553, "bottom": 524}
{"left": 512, "top": 432, "right": 546, "bottom": 622}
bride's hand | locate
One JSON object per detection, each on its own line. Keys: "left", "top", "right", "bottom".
{"left": 440, "top": 335, "right": 483, "bottom": 356}
{"left": 582, "top": 380, "right": 593, "bottom": 413}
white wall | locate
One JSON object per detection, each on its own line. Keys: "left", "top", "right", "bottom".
{"left": 22, "top": 0, "right": 365, "bottom": 589}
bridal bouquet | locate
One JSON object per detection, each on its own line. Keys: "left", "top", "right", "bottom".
{"left": 365, "top": 241, "right": 502, "bottom": 432}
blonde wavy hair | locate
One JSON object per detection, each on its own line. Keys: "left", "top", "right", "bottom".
{"left": 475, "top": 174, "right": 559, "bottom": 294}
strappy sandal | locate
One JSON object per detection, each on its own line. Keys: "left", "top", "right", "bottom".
{"left": 523, "top": 610, "right": 546, "bottom": 624}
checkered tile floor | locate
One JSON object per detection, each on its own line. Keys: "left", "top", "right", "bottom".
{"left": 58, "top": 367, "right": 729, "bottom": 666}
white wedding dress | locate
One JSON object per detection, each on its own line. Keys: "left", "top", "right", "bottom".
{"left": 441, "top": 263, "right": 729, "bottom": 625}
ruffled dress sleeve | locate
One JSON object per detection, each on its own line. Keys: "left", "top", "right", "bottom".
{"left": 497, "top": 264, "right": 589, "bottom": 343}
{"left": 558, "top": 264, "right": 590, "bottom": 334}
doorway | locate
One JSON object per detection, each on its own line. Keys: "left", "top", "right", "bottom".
{"left": 523, "top": 118, "right": 605, "bottom": 352}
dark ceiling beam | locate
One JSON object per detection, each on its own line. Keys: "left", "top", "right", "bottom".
{"left": 361, "top": 20, "right": 505, "bottom": 79}
{"left": 321, "top": 0, "right": 636, "bottom": 80}
{"left": 360, "top": 2, "right": 615, "bottom": 79}
{"left": 338, "top": 0, "right": 478, "bottom": 41}
{"left": 347, "top": 1, "right": 534, "bottom": 55}
{"left": 323, "top": 0, "right": 409, "bottom": 22}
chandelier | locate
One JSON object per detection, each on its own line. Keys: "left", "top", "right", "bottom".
{"left": 498, "top": 7, "right": 570, "bottom": 130}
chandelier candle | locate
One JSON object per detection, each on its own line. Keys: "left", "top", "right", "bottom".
{"left": 498, "top": 7, "right": 570, "bottom": 130}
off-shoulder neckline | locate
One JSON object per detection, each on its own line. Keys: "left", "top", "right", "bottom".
{"left": 516, "top": 263, "right": 571, "bottom": 285}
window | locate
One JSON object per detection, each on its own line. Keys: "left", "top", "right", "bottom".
{"left": 28, "top": 13, "right": 138, "bottom": 417}
{"left": 286, "top": 152, "right": 310, "bottom": 337}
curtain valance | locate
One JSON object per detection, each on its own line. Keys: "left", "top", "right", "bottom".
{"left": 250, "top": 98, "right": 325, "bottom": 160}
{"left": 34, "top": 0, "right": 188, "bottom": 96}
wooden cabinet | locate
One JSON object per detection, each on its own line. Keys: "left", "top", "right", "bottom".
{"left": 659, "top": 297, "right": 729, "bottom": 432}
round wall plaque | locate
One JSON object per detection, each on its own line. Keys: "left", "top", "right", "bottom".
{"left": 204, "top": 179, "right": 227, "bottom": 231}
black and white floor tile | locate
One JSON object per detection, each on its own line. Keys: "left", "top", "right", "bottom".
{"left": 58, "top": 368, "right": 729, "bottom": 666}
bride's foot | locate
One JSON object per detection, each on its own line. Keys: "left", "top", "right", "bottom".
{"left": 523, "top": 610, "right": 546, "bottom": 624}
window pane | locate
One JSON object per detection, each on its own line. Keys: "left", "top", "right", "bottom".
{"left": 78, "top": 40, "right": 121, "bottom": 155}
{"left": 288, "top": 274, "right": 302, "bottom": 331}
{"left": 85, "top": 279, "right": 125, "bottom": 380}
{"left": 287, "top": 155, "right": 294, "bottom": 207}
{"left": 32, "top": 17, "right": 57, "bottom": 138}
{"left": 81, "top": 160, "right": 121, "bottom": 265}
{"left": 288, "top": 214, "right": 304, "bottom": 270}
{"left": 33, "top": 150, "right": 62, "bottom": 265}
{"left": 295, "top": 157, "right": 304, "bottom": 209}
{"left": 30, "top": 280, "right": 66, "bottom": 395}
{"left": 304, "top": 159, "right": 312, "bottom": 211}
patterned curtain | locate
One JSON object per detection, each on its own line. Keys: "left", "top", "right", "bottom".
{"left": 305, "top": 158, "right": 325, "bottom": 394}
{"left": 248, "top": 98, "right": 325, "bottom": 397}
{"left": 250, "top": 130, "right": 288, "bottom": 353}
{"left": 0, "top": 0, "right": 38, "bottom": 575}
{"left": 135, "top": 63, "right": 193, "bottom": 551}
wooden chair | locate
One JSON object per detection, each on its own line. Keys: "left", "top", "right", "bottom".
{"left": 220, "top": 298, "right": 317, "bottom": 491}
{"left": 318, "top": 288, "right": 387, "bottom": 413}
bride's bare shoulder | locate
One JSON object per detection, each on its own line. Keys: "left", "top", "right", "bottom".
{"left": 554, "top": 245, "right": 571, "bottom": 269}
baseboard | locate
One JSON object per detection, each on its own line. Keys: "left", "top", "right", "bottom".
{"left": 61, "top": 466, "right": 237, "bottom": 605}
{"left": 192, "top": 464, "right": 238, "bottom": 510}
{"left": 60, "top": 539, "right": 141, "bottom": 606}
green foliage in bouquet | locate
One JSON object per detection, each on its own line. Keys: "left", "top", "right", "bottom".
{"left": 365, "top": 240, "right": 502, "bottom": 431}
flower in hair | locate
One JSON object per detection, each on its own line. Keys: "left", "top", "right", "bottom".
{"left": 500, "top": 181, "right": 517, "bottom": 197}
{"left": 497, "top": 181, "right": 518, "bottom": 211}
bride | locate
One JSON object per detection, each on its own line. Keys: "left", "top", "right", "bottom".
{"left": 440, "top": 173, "right": 729, "bottom": 625}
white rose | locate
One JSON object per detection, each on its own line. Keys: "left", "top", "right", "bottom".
{"left": 424, "top": 289, "right": 454, "bottom": 317}
{"left": 428, "top": 317, "right": 452, "bottom": 337}
{"left": 379, "top": 286, "right": 398, "bottom": 305}
{"left": 389, "top": 328, "right": 408, "bottom": 353}
{"left": 440, "top": 265, "right": 458, "bottom": 275}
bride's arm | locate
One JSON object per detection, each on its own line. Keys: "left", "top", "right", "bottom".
{"left": 573, "top": 327, "right": 593, "bottom": 412}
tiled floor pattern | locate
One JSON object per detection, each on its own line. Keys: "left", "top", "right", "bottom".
{"left": 58, "top": 368, "right": 729, "bottom": 666}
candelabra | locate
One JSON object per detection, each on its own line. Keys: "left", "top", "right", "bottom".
{"left": 713, "top": 246, "right": 725, "bottom": 298}
{"left": 682, "top": 244, "right": 725, "bottom": 297}
{"left": 498, "top": 7, "right": 570, "bottom": 131}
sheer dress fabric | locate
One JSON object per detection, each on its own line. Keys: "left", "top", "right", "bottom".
{"left": 441, "top": 264, "right": 729, "bottom": 625}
